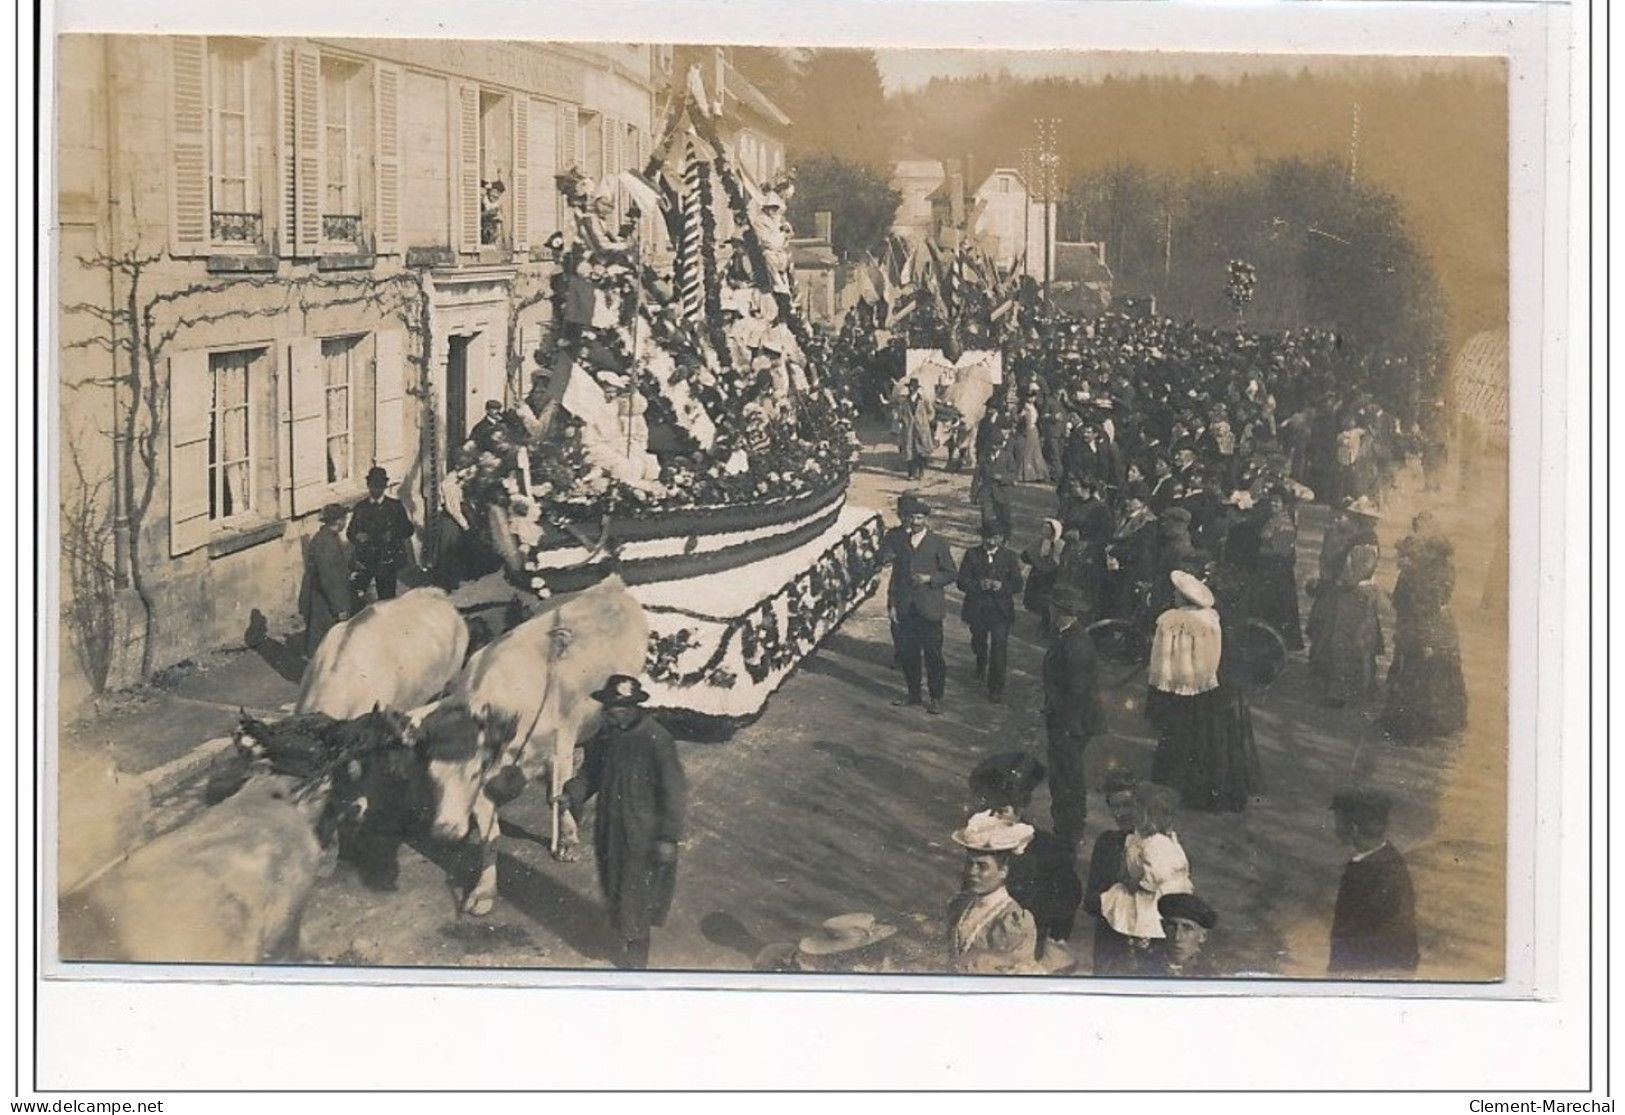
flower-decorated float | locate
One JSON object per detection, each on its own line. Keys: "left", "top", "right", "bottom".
{"left": 462, "top": 69, "right": 885, "bottom": 723}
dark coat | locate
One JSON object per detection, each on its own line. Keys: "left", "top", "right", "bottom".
{"left": 1006, "top": 827, "right": 1082, "bottom": 945}
{"left": 956, "top": 545, "right": 1025, "bottom": 626}
{"left": 298, "top": 525, "right": 353, "bottom": 654}
{"left": 1042, "top": 620, "right": 1105, "bottom": 738}
{"left": 348, "top": 496, "right": 415, "bottom": 573}
{"left": 1329, "top": 843, "right": 1419, "bottom": 975}
{"left": 567, "top": 713, "right": 688, "bottom": 941}
{"left": 883, "top": 526, "right": 959, "bottom": 622}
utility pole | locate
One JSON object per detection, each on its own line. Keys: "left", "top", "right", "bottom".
{"left": 1019, "top": 147, "right": 1033, "bottom": 280}
{"left": 1035, "top": 117, "right": 1061, "bottom": 298}
{"left": 1347, "top": 102, "right": 1362, "bottom": 187}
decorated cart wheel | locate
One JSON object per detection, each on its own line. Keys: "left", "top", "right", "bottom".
{"left": 1234, "top": 619, "right": 1289, "bottom": 690}
{"left": 1085, "top": 618, "right": 1152, "bottom": 688}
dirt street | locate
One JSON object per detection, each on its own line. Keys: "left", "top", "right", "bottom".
{"left": 59, "top": 429, "right": 1510, "bottom": 983}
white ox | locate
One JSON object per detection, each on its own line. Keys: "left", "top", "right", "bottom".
{"left": 415, "top": 575, "right": 649, "bottom": 916}
{"left": 296, "top": 588, "right": 470, "bottom": 718}
{"left": 59, "top": 773, "right": 328, "bottom": 963}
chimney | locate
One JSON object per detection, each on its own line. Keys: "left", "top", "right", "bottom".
{"left": 815, "top": 211, "right": 832, "bottom": 243}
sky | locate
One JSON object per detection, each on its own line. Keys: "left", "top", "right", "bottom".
{"left": 872, "top": 49, "right": 1504, "bottom": 94}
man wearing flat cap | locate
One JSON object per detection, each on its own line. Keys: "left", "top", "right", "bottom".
{"left": 348, "top": 467, "right": 417, "bottom": 602}
{"left": 298, "top": 502, "right": 353, "bottom": 655}
{"left": 1328, "top": 788, "right": 1419, "bottom": 976}
{"left": 1153, "top": 892, "right": 1219, "bottom": 977}
{"left": 563, "top": 674, "right": 687, "bottom": 970}
{"left": 883, "top": 493, "right": 959, "bottom": 714}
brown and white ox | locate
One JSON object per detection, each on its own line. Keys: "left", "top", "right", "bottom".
{"left": 296, "top": 587, "right": 470, "bottom": 718}
{"left": 413, "top": 574, "right": 649, "bottom": 916}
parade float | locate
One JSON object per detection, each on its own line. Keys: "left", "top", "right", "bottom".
{"left": 469, "top": 70, "right": 884, "bottom": 723}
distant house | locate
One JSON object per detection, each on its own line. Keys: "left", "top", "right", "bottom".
{"left": 971, "top": 168, "right": 1054, "bottom": 275}
{"left": 791, "top": 211, "right": 839, "bottom": 326}
{"left": 672, "top": 46, "right": 790, "bottom": 189}
{"left": 890, "top": 158, "right": 946, "bottom": 245}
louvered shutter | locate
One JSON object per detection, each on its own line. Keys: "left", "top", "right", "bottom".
{"left": 530, "top": 99, "right": 559, "bottom": 241}
{"left": 556, "top": 103, "right": 579, "bottom": 237}
{"left": 486, "top": 330, "right": 507, "bottom": 407}
{"left": 373, "top": 62, "right": 402, "bottom": 255}
{"left": 453, "top": 82, "right": 481, "bottom": 253}
{"left": 169, "top": 37, "right": 209, "bottom": 256}
{"left": 511, "top": 97, "right": 530, "bottom": 253}
{"left": 169, "top": 351, "right": 213, "bottom": 554}
{"left": 373, "top": 330, "right": 407, "bottom": 478}
{"left": 277, "top": 44, "right": 296, "bottom": 257}
{"left": 292, "top": 45, "right": 323, "bottom": 255}
{"left": 287, "top": 338, "right": 326, "bottom": 515}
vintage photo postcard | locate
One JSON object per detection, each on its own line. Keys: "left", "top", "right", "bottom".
{"left": 31, "top": 0, "right": 1589, "bottom": 1096}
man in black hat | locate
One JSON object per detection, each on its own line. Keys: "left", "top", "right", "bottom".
{"left": 298, "top": 503, "right": 353, "bottom": 655}
{"left": 563, "top": 674, "right": 688, "bottom": 971}
{"left": 1152, "top": 892, "right": 1219, "bottom": 977}
{"left": 883, "top": 493, "right": 959, "bottom": 714}
{"left": 1328, "top": 788, "right": 1419, "bottom": 976}
{"left": 1042, "top": 581, "right": 1106, "bottom": 846}
{"left": 956, "top": 523, "right": 1024, "bottom": 703}
{"left": 894, "top": 378, "right": 936, "bottom": 480}
{"left": 468, "top": 397, "right": 514, "bottom": 458}
{"left": 348, "top": 467, "right": 416, "bottom": 601}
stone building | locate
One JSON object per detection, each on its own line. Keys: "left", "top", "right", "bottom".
{"left": 55, "top": 35, "right": 664, "bottom": 707}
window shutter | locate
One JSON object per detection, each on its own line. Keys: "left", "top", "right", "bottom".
{"left": 168, "top": 351, "right": 213, "bottom": 555}
{"left": 292, "top": 45, "right": 323, "bottom": 255}
{"left": 511, "top": 96, "right": 530, "bottom": 253}
{"left": 169, "top": 37, "right": 209, "bottom": 257}
{"left": 454, "top": 82, "right": 481, "bottom": 253}
{"left": 287, "top": 338, "right": 326, "bottom": 515}
{"left": 556, "top": 103, "right": 579, "bottom": 236}
{"left": 529, "top": 99, "right": 559, "bottom": 241}
{"left": 373, "top": 62, "right": 403, "bottom": 255}
{"left": 373, "top": 329, "right": 407, "bottom": 477}
{"left": 487, "top": 330, "right": 507, "bottom": 406}
{"left": 277, "top": 44, "right": 296, "bottom": 257}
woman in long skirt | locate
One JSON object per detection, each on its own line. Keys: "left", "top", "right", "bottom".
{"left": 1015, "top": 391, "right": 1051, "bottom": 483}
{"left": 1382, "top": 531, "right": 1468, "bottom": 741}
{"left": 1251, "top": 487, "right": 1305, "bottom": 650}
{"left": 1307, "top": 543, "right": 1384, "bottom": 708}
{"left": 1145, "top": 571, "right": 1228, "bottom": 810}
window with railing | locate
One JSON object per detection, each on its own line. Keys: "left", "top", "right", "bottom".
{"left": 208, "top": 40, "right": 261, "bottom": 247}
{"left": 321, "top": 57, "right": 365, "bottom": 249}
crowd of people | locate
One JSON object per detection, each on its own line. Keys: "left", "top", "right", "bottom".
{"left": 861, "top": 297, "right": 1467, "bottom": 978}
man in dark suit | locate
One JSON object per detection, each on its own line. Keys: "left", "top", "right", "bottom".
{"left": 956, "top": 523, "right": 1025, "bottom": 703}
{"left": 1328, "top": 789, "right": 1420, "bottom": 976}
{"left": 348, "top": 466, "right": 417, "bottom": 602}
{"left": 1042, "top": 581, "right": 1106, "bottom": 845}
{"left": 882, "top": 493, "right": 959, "bottom": 715}
{"left": 299, "top": 502, "right": 353, "bottom": 655}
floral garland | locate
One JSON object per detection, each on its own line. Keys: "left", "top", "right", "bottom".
{"left": 640, "top": 514, "right": 886, "bottom": 689}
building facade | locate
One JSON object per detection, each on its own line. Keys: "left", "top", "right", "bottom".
{"left": 56, "top": 35, "right": 665, "bottom": 707}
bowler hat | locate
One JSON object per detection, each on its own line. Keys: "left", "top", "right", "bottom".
{"left": 1331, "top": 788, "right": 1393, "bottom": 829}
{"left": 1159, "top": 892, "right": 1218, "bottom": 930}
{"left": 897, "top": 493, "right": 931, "bottom": 517}
{"left": 968, "top": 751, "right": 1047, "bottom": 808}
{"left": 979, "top": 522, "right": 1007, "bottom": 541}
{"left": 365, "top": 466, "right": 390, "bottom": 486}
{"left": 590, "top": 674, "right": 651, "bottom": 707}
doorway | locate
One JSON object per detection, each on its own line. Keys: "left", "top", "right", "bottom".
{"left": 445, "top": 333, "right": 473, "bottom": 451}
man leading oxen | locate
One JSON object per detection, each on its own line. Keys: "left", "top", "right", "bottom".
{"left": 414, "top": 574, "right": 650, "bottom": 916}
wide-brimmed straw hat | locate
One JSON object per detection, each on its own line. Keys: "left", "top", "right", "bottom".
{"left": 797, "top": 913, "right": 898, "bottom": 957}
{"left": 1171, "top": 570, "right": 1215, "bottom": 609}
{"left": 952, "top": 810, "right": 1035, "bottom": 855}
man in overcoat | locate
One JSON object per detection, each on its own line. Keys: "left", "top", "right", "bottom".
{"left": 956, "top": 523, "right": 1024, "bottom": 703}
{"left": 564, "top": 675, "right": 688, "bottom": 971}
{"left": 348, "top": 466, "right": 417, "bottom": 601}
{"left": 883, "top": 493, "right": 959, "bottom": 715}
{"left": 1042, "top": 581, "right": 1106, "bottom": 846}
{"left": 894, "top": 378, "right": 936, "bottom": 480}
{"left": 1328, "top": 788, "right": 1419, "bottom": 976}
{"left": 299, "top": 503, "right": 353, "bottom": 655}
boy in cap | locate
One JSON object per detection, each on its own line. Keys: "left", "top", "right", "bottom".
{"left": 562, "top": 675, "right": 687, "bottom": 970}
{"left": 956, "top": 523, "right": 1025, "bottom": 702}
{"left": 883, "top": 493, "right": 958, "bottom": 714}
{"left": 1154, "top": 892, "right": 1219, "bottom": 977}
{"left": 1328, "top": 788, "right": 1419, "bottom": 975}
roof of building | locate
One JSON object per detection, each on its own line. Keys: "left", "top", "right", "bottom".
{"left": 974, "top": 168, "right": 1029, "bottom": 198}
{"left": 721, "top": 59, "right": 791, "bottom": 129}
{"left": 892, "top": 159, "right": 946, "bottom": 183}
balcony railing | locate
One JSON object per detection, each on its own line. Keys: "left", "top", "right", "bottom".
{"left": 211, "top": 211, "right": 263, "bottom": 244}
{"left": 322, "top": 214, "right": 363, "bottom": 245}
